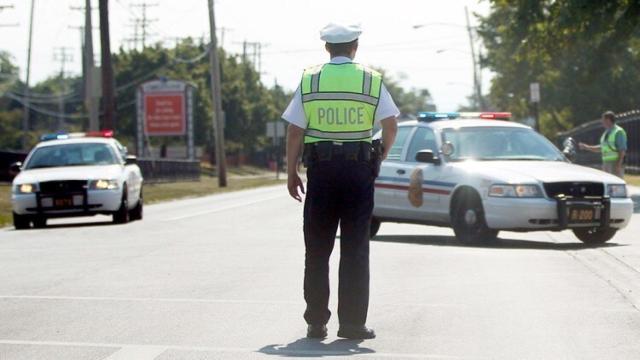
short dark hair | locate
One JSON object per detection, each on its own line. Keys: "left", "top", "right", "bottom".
{"left": 602, "top": 111, "right": 616, "bottom": 123}
{"left": 326, "top": 39, "right": 358, "bottom": 57}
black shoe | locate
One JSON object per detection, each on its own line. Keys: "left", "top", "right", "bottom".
{"left": 337, "top": 324, "right": 376, "bottom": 339}
{"left": 307, "top": 324, "right": 328, "bottom": 339}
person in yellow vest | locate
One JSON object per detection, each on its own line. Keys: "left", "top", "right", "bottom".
{"left": 282, "top": 22, "right": 399, "bottom": 339}
{"left": 579, "top": 111, "right": 628, "bottom": 178}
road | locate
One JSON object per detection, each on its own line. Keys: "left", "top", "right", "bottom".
{"left": 1, "top": 185, "right": 640, "bottom": 359}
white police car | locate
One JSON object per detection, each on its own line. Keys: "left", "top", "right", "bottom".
{"left": 372, "top": 112, "right": 634, "bottom": 244}
{"left": 10, "top": 131, "right": 143, "bottom": 229}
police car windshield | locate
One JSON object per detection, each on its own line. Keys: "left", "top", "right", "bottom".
{"left": 441, "top": 126, "right": 564, "bottom": 162}
{"left": 25, "top": 143, "right": 119, "bottom": 169}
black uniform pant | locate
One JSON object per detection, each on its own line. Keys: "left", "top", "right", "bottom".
{"left": 303, "top": 158, "right": 374, "bottom": 326}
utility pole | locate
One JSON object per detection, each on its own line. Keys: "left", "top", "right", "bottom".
{"left": 99, "top": 0, "right": 115, "bottom": 130}
{"left": 207, "top": 0, "right": 227, "bottom": 187}
{"left": 130, "top": 2, "right": 157, "bottom": 48}
{"left": 126, "top": 18, "right": 143, "bottom": 50}
{"left": 465, "top": 6, "right": 484, "bottom": 111}
{"left": 22, "top": 0, "right": 35, "bottom": 150}
{"left": 84, "top": 0, "right": 99, "bottom": 131}
{"left": 53, "top": 47, "right": 73, "bottom": 131}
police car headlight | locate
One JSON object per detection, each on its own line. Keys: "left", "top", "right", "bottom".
{"left": 14, "top": 183, "right": 38, "bottom": 194}
{"left": 89, "top": 179, "right": 119, "bottom": 190}
{"left": 607, "top": 184, "right": 627, "bottom": 198}
{"left": 489, "top": 184, "right": 542, "bottom": 198}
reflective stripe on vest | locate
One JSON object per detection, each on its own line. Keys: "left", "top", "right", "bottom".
{"left": 600, "top": 125, "right": 626, "bottom": 162}
{"left": 301, "top": 62, "right": 382, "bottom": 144}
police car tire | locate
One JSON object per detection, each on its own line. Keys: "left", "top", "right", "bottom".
{"left": 129, "top": 189, "right": 143, "bottom": 221}
{"left": 32, "top": 216, "right": 47, "bottom": 229}
{"left": 573, "top": 227, "right": 617, "bottom": 245}
{"left": 13, "top": 212, "right": 30, "bottom": 230}
{"left": 452, "top": 190, "right": 498, "bottom": 244}
{"left": 370, "top": 218, "right": 381, "bottom": 238}
{"left": 113, "top": 186, "right": 130, "bottom": 224}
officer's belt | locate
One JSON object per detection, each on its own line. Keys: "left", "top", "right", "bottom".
{"left": 304, "top": 141, "right": 372, "bottom": 165}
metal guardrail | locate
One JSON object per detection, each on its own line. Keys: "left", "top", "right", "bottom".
{"left": 137, "top": 158, "right": 201, "bottom": 183}
{"left": 557, "top": 110, "right": 640, "bottom": 174}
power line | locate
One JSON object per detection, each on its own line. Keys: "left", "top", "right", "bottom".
{"left": 53, "top": 47, "right": 74, "bottom": 130}
{"left": 129, "top": 2, "right": 157, "bottom": 48}
{"left": 0, "top": 2, "right": 18, "bottom": 26}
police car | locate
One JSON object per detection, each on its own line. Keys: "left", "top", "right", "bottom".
{"left": 10, "top": 131, "right": 143, "bottom": 229}
{"left": 372, "top": 112, "right": 634, "bottom": 244}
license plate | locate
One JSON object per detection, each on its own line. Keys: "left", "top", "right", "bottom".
{"left": 54, "top": 197, "right": 73, "bottom": 208}
{"left": 568, "top": 205, "right": 597, "bottom": 223}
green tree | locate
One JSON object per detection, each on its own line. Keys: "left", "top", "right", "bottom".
{"left": 477, "top": 0, "right": 640, "bottom": 136}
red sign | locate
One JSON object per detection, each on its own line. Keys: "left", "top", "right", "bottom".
{"left": 144, "top": 92, "right": 186, "bottom": 136}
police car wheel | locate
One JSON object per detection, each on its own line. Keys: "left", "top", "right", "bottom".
{"left": 370, "top": 218, "right": 381, "bottom": 238}
{"left": 13, "top": 212, "right": 30, "bottom": 230}
{"left": 113, "top": 186, "right": 130, "bottom": 224}
{"left": 573, "top": 227, "right": 617, "bottom": 245}
{"left": 32, "top": 216, "right": 47, "bottom": 229}
{"left": 452, "top": 190, "right": 498, "bottom": 244}
{"left": 129, "top": 190, "right": 143, "bottom": 221}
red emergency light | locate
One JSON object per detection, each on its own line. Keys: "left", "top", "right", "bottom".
{"left": 86, "top": 130, "right": 114, "bottom": 138}
{"left": 478, "top": 112, "right": 511, "bottom": 120}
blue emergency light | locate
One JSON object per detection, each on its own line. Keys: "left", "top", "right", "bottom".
{"left": 418, "top": 112, "right": 460, "bottom": 121}
{"left": 40, "top": 133, "right": 69, "bottom": 141}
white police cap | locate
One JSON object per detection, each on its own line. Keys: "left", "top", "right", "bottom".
{"left": 320, "top": 22, "right": 362, "bottom": 44}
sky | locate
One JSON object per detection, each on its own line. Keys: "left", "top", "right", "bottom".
{"left": 1, "top": 0, "right": 493, "bottom": 112}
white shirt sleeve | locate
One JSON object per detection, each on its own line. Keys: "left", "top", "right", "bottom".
{"left": 281, "top": 85, "right": 308, "bottom": 129}
{"left": 374, "top": 83, "right": 400, "bottom": 125}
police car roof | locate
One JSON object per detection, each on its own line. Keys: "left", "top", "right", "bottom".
{"left": 34, "top": 137, "right": 116, "bottom": 149}
{"left": 404, "top": 118, "right": 531, "bottom": 130}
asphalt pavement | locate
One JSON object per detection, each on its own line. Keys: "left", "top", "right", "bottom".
{"left": 1, "top": 185, "right": 640, "bottom": 359}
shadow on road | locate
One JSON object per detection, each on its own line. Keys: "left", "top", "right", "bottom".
{"left": 258, "top": 338, "right": 374, "bottom": 357}
{"left": 371, "top": 234, "right": 626, "bottom": 251}
{"left": 41, "top": 221, "right": 114, "bottom": 230}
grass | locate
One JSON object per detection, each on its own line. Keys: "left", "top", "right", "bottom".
{"left": 625, "top": 175, "right": 640, "bottom": 187}
{"left": 144, "top": 175, "right": 284, "bottom": 204}
{"left": 0, "top": 174, "right": 284, "bottom": 228}
{"left": 0, "top": 184, "right": 10, "bottom": 227}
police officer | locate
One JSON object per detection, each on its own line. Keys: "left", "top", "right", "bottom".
{"left": 579, "top": 111, "right": 628, "bottom": 178}
{"left": 282, "top": 22, "right": 399, "bottom": 340}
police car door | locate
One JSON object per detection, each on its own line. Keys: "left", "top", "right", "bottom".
{"left": 373, "top": 126, "right": 414, "bottom": 218}
{"left": 395, "top": 126, "right": 444, "bottom": 221}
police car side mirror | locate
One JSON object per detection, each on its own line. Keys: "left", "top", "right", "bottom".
{"left": 125, "top": 155, "right": 138, "bottom": 165}
{"left": 9, "top": 162, "right": 22, "bottom": 176}
{"left": 415, "top": 150, "right": 440, "bottom": 165}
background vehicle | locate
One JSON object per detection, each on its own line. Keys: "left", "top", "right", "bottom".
{"left": 10, "top": 131, "right": 144, "bottom": 229}
{"left": 372, "top": 112, "right": 634, "bottom": 245}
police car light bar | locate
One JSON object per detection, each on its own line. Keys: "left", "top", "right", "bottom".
{"left": 458, "top": 112, "right": 512, "bottom": 120}
{"left": 418, "top": 112, "right": 460, "bottom": 121}
{"left": 40, "top": 130, "right": 114, "bottom": 141}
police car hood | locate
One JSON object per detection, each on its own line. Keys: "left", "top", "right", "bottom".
{"left": 14, "top": 165, "right": 123, "bottom": 184}
{"left": 451, "top": 160, "right": 625, "bottom": 185}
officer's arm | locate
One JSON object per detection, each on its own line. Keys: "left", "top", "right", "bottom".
{"left": 286, "top": 124, "right": 306, "bottom": 202}
{"left": 380, "top": 117, "right": 398, "bottom": 160}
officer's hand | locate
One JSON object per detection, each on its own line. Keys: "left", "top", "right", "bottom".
{"left": 288, "top": 173, "right": 305, "bottom": 202}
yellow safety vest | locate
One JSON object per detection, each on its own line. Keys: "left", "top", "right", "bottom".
{"left": 600, "top": 125, "right": 626, "bottom": 162}
{"left": 301, "top": 62, "right": 382, "bottom": 144}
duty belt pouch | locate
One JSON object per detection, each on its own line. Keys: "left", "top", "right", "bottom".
{"left": 343, "top": 142, "right": 360, "bottom": 161}
{"left": 316, "top": 142, "right": 333, "bottom": 162}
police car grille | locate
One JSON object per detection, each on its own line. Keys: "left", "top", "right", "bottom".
{"left": 543, "top": 182, "right": 604, "bottom": 198}
{"left": 39, "top": 180, "right": 87, "bottom": 195}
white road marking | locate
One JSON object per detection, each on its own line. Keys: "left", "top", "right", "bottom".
{"left": 0, "top": 339, "right": 476, "bottom": 359}
{"left": 103, "top": 346, "right": 167, "bottom": 360}
{"left": 0, "top": 295, "right": 301, "bottom": 306}
{"left": 0, "top": 295, "right": 633, "bottom": 313}
{"left": 164, "top": 193, "right": 285, "bottom": 221}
